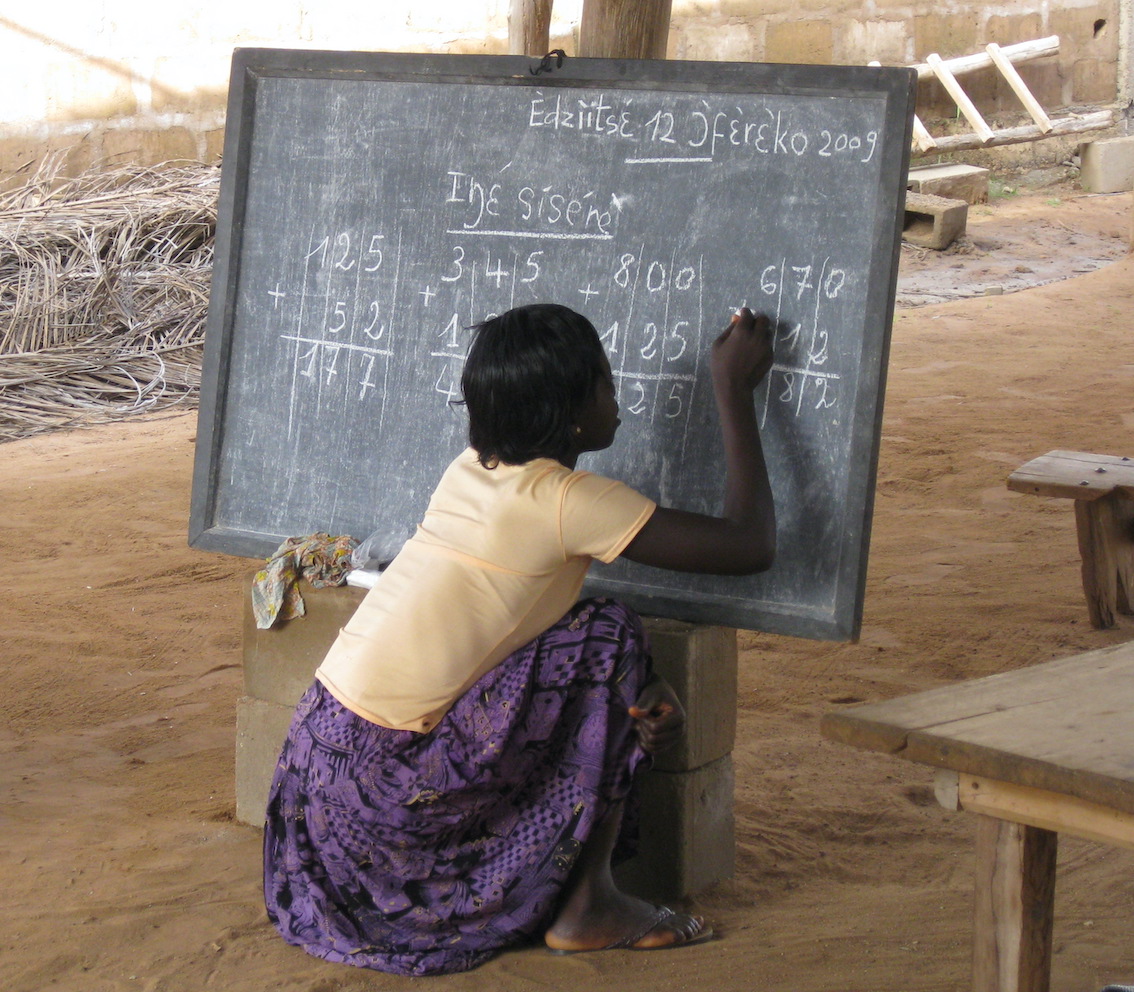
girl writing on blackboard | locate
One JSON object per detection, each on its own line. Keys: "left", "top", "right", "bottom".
{"left": 263, "top": 303, "right": 776, "bottom": 975}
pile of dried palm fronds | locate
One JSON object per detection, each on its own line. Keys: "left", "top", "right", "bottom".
{"left": 0, "top": 159, "right": 218, "bottom": 442}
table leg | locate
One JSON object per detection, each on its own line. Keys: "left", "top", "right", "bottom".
{"left": 1074, "top": 494, "right": 1134, "bottom": 629}
{"left": 972, "top": 815, "right": 1057, "bottom": 992}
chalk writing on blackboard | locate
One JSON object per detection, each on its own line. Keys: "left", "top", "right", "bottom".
{"left": 190, "top": 50, "right": 916, "bottom": 640}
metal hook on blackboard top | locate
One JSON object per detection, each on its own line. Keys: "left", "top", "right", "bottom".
{"left": 529, "top": 50, "right": 567, "bottom": 76}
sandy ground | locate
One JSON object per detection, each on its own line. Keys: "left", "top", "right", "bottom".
{"left": 3, "top": 182, "right": 1133, "bottom": 992}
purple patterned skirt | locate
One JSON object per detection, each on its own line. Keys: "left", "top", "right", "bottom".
{"left": 263, "top": 597, "right": 651, "bottom": 976}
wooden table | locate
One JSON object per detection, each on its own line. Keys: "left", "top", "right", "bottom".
{"left": 821, "top": 640, "right": 1134, "bottom": 992}
{"left": 1008, "top": 450, "right": 1134, "bottom": 629}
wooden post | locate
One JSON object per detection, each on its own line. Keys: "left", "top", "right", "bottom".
{"left": 508, "top": 0, "right": 553, "bottom": 57}
{"left": 578, "top": 0, "right": 672, "bottom": 59}
{"left": 972, "top": 816, "right": 1057, "bottom": 992}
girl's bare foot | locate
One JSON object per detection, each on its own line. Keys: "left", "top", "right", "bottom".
{"left": 544, "top": 801, "right": 713, "bottom": 953}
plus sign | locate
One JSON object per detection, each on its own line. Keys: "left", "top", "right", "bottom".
{"left": 578, "top": 284, "right": 600, "bottom": 305}
{"left": 419, "top": 285, "right": 436, "bottom": 306}
{"left": 268, "top": 284, "right": 286, "bottom": 309}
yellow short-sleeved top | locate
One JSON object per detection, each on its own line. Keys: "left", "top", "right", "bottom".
{"left": 315, "top": 448, "right": 656, "bottom": 733}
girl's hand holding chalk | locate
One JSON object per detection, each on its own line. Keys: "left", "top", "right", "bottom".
{"left": 711, "top": 307, "right": 774, "bottom": 397}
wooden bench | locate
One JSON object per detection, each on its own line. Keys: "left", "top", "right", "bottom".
{"left": 1008, "top": 450, "right": 1134, "bottom": 628}
{"left": 821, "top": 640, "right": 1134, "bottom": 992}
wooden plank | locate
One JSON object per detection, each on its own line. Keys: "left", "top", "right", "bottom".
{"left": 904, "top": 708, "right": 1134, "bottom": 816}
{"left": 820, "top": 642, "right": 1134, "bottom": 812}
{"left": 959, "top": 776, "right": 1134, "bottom": 850}
{"left": 902, "top": 672, "right": 1134, "bottom": 809}
{"left": 926, "top": 53, "right": 995, "bottom": 144}
{"left": 819, "top": 707, "right": 914, "bottom": 754}
{"left": 1078, "top": 499, "right": 1109, "bottom": 628}
{"left": 986, "top": 43, "right": 1052, "bottom": 133}
{"left": 1008, "top": 450, "right": 1134, "bottom": 501}
{"left": 972, "top": 816, "right": 1056, "bottom": 992}
{"left": 822, "top": 641, "right": 1134, "bottom": 743}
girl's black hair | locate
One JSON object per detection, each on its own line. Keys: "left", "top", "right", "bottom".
{"left": 461, "top": 304, "right": 607, "bottom": 467}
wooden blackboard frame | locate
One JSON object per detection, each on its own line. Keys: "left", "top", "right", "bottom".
{"left": 190, "top": 48, "right": 916, "bottom": 640}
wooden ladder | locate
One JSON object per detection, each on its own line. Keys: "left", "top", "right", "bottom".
{"left": 872, "top": 36, "right": 1116, "bottom": 158}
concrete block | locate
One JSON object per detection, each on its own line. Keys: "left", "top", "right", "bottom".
{"left": 903, "top": 191, "right": 968, "bottom": 250}
{"left": 912, "top": 13, "right": 980, "bottom": 63}
{"left": 242, "top": 575, "right": 365, "bottom": 706}
{"left": 615, "top": 755, "right": 736, "bottom": 900}
{"left": 835, "top": 19, "right": 909, "bottom": 67}
{"left": 1080, "top": 136, "right": 1134, "bottom": 194}
{"left": 1011, "top": 62, "right": 1065, "bottom": 112}
{"left": 44, "top": 61, "right": 137, "bottom": 121}
{"left": 203, "top": 126, "right": 226, "bottom": 164}
{"left": 643, "top": 618, "right": 736, "bottom": 773}
{"left": 671, "top": 21, "right": 758, "bottom": 64}
{"left": 907, "top": 163, "right": 989, "bottom": 204}
{"left": 1072, "top": 57, "right": 1120, "bottom": 105}
{"left": 238, "top": 582, "right": 742, "bottom": 898}
{"left": 1051, "top": 6, "right": 1120, "bottom": 59}
{"left": 986, "top": 13, "right": 1044, "bottom": 47}
{"left": 242, "top": 579, "right": 737, "bottom": 766}
{"left": 0, "top": 134, "right": 94, "bottom": 191}
{"left": 235, "top": 695, "right": 294, "bottom": 826}
{"left": 765, "top": 20, "right": 834, "bottom": 65}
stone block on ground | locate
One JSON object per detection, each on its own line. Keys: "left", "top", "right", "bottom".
{"left": 614, "top": 755, "right": 736, "bottom": 901}
{"left": 242, "top": 575, "right": 364, "bottom": 706}
{"left": 643, "top": 617, "right": 736, "bottom": 773}
{"left": 235, "top": 695, "right": 294, "bottom": 826}
{"left": 903, "top": 191, "right": 968, "bottom": 250}
{"left": 1080, "top": 135, "right": 1134, "bottom": 194}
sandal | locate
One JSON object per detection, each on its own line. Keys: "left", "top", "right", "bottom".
{"left": 548, "top": 906, "right": 714, "bottom": 954}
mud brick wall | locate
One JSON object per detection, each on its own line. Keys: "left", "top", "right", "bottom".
{"left": 2, "top": 2, "right": 1124, "bottom": 205}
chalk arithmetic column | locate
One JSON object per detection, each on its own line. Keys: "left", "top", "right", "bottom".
{"left": 279, "top": 225, "right": 402, "bottom": 439}
{"left": 601, "top": 246, "right": 705, "bottom": 463}
{"left": 755, "top": 256, "right": 849, "bottom": 429}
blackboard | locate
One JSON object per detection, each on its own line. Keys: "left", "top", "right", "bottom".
{"left": 190, "top": 48, "right": 916, "bottom": 641}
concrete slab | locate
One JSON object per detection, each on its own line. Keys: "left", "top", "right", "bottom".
{"left": 908, "top": 162, "right": 990, "bottom": 204}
